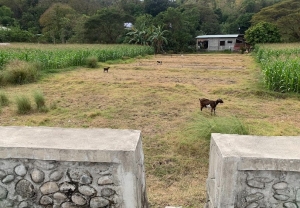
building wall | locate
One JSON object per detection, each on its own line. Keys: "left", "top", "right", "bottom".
{"left": 208, "top": 38, "right": 236, "bottom": 51}
{"left": 197, "top": 38, "right": 237, "bottom": 51}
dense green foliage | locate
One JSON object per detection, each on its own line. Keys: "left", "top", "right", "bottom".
{"left": 0, "top": 0, "right": 294, "bottom": 52}
{"left": 251, "top": 0, "right": 300, "bottom": 42}
{"left": 0, "top": 27, "right": 34, "bottom": 42}
{"left": 255, "top": 44, "right": 300, "bottom": 93}
{"left": 245, "top": 21, "right": 281, "bottom": 45}
{"left": 0, "top": 5, "right": 14, "bottom": 26}
{"left": 84, "top": 8, "right": 133, "bottom": 43}
{"left": 39, "top": 3, "right": 76, "bottom": 44}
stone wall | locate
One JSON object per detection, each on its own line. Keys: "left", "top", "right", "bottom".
{"left": 0, "top": 126, "right": 148, "bottom": 208}
{"left": 236, "top": 170, "right": 300, "bottom": 208}
{"left": 205, "top": 133, "right": 300, "bottom": 208}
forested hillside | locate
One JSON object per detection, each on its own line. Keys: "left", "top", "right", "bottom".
{"left": 0, "top": 0, "right": 297, "bottom": 52}
{"left": 251, "top": 0, "right": 300, "bottom": 42}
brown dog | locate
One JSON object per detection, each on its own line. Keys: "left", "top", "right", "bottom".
{"left": 103, "top": 67, "right": 110, "bottom": 72}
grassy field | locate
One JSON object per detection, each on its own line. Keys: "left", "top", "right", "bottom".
{"left": 0, "top": 51, "right": 300, "bottom": 207}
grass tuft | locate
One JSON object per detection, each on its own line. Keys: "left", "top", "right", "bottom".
{"left": 85, "top": 56, "right": 98, "bottom": 68}
{"left": 0, "top": 72, "right": 5, "bottom": 85}
{"left": 176, "top": 113, "right": 249, "bottom": 157}
{"left": 2, "top": 60, "right": 39, "bottom": 85}
{"left": 0, "top": 92, "right": 9, "bottom": 106}
{"left": 49, "top": 101, "right": 58, "bottom": 110}
{"left": 33, "top": 90, "right": 48, "bottom": 112}
{"left": 15, "top": 95, "right": 32, "bottom": 114}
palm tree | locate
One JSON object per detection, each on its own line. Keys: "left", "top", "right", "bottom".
{"left": 148, "top": 25, "right": 168, "bottom": 54}
{"left": 126, "top": 23, "right": 149, "bottom": 45}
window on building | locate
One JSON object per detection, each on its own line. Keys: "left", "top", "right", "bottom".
{"left": 198, "top": 40, "right": 208, "bottom": 49}
{"left": 227, "top": 41, "right": 232, "bottom": 43}
{"left": 220, "top": 41, "right": 225, "bottom": 46}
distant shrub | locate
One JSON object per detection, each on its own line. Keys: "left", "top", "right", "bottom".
{"left": 33, "top": 91, "right": 48, "bottom": 112}
{"left": 86, "top": 56, "right": 98, "bottom": 68}
{"left": 2, "top": 60, "right": 39, "bottom": 85}
{"left": 16, "top": 95, "right": 32, "bottom": 114}
{"left": 0, "top": 92, "right": 9, "bottom": 107}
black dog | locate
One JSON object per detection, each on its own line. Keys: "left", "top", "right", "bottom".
{"left": 104, "top": 67, "right": 110, "bottom": 72}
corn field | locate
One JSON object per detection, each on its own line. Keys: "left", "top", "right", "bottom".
{"left": 0, "top": 44, "right": 154, "bottom": 71}
{"left": 255, "top": 44, "right": 300, "bottom": 93}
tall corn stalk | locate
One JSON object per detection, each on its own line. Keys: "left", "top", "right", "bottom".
{"left": 256, "top": 44, "right": 300, "bottom": 93}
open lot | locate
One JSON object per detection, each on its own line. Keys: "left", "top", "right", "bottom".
{"left": 1, "top": 54, "right": 300, "bottom": 207}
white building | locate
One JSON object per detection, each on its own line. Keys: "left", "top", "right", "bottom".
{"left": 195, "top": 34, "right": 244, "bottom": 52}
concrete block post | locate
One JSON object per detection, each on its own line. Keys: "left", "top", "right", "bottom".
{"left": 0, "top": 126, "right": 148, "bottom": 208}
{"left": 205, "top": 133, "right": 300, "bottom": 208}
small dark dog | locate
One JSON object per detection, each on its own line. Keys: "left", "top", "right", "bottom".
{"left": 103, "top": 67, "right": 110, "bottom": 72}
{"left": 157, "top": 61, "right": 162, "bottom": 65}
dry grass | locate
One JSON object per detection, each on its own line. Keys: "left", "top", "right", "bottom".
{"left": 0, "top": 54, "right": 300, "bottom": 207}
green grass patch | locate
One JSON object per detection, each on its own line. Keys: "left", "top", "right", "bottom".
{"left": 99, "top": 107, "right": 118, "bottom": 119}
{"left": 105, "top": 58, "right": 135, "bottom": 65}
{"left": 176, "top": 113, "right": 249, "bottom": 157}
{"left": 41, "top": 66, "right": 78, "bottom": 75}
{"left": 214, "top": 88, "right": 289, "bottom": 99}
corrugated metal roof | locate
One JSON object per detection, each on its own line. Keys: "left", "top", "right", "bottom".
{"left": 195, "top": 34, "right": 239, "bottom": 39}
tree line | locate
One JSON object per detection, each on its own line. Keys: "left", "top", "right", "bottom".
{"left": 0, "top": 0, "right": 298, "bottom": 52}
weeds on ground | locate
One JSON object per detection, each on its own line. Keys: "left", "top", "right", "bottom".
{"left": 175, "top": 113, "right": 249, "bottom": 158}
{"left": 1, "top": 60, "right": 39, "bottom": 85}
{"left": 16, "top": 95, "right": 32, "bottom": 114}
{"left": 86, "top": 56, "right": 98, "bottom": 68}
{"left": 0, "top": 91, "right": 9, "bottom": 107}
{"left": 0, "top": 72, "right": 4, "bottom": 85}
{"left": 148, "top": 113, "right": 249, "bottom": 182}
{"left": 49, "top": 101, "right": 58, "bottom": 110}
{"left": 33, "top": 91, "right": 48, "bottom": 112}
